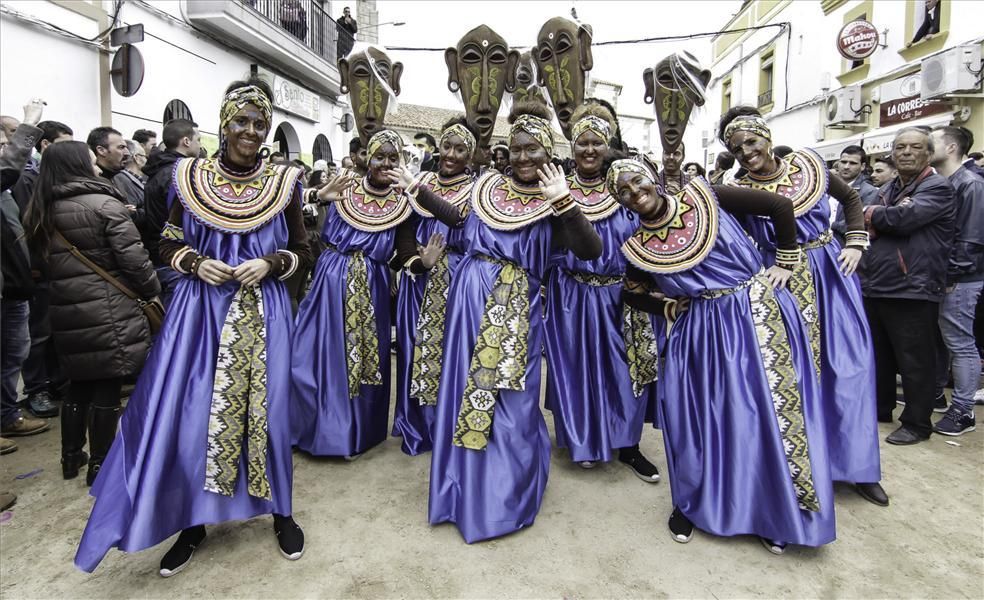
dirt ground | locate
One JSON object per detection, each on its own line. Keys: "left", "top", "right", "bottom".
{"left": 1, "top": 369, "right": 982, "bottom": 599}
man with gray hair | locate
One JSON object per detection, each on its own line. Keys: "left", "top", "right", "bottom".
{"left": 859, "top": 127, "right": 955, "bottom": 445}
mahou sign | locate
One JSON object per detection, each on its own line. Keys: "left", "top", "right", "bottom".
{"left": 837, "top": 20, "right": 879, "bottom": 60}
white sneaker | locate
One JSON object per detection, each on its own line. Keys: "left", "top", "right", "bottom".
{"left": 974, "top": 388, "right": 984, "bottom": 406}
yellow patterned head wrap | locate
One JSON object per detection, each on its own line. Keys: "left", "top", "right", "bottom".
{"left": 367, "top": 129, "right": 404, "bottom": 159}
{"left": 571, "top": 115, "right": 612, "bottom": 145}
{"left": 722, "top": 115, "right": 772, "bottom": 146}
{"left": 606, "top": 159, "right": 653, "bottom": 199}
{"left": 220, "top": 85, "right": 274, "bottom": 132}
{"left": 441, "top": 123, "right": 476, "bottom": 157}
{"left": 510, "top": 114, "right": 554, "bottom": 155}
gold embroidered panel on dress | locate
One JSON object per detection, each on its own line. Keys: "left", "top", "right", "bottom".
{"left": 471, "top": 172, "right": 554, "bottom": 231}
{"left": 408, "top": 171, "right": 474, "bottom": 218}
{"left": 622, "top": 178, "right": 720, "bottom": 274}
{"left": 175, "top": 158, "right": 300, "bottom": 233}
{"left": 734, "top": 148, "right": 829, "bottom": 217}
{"left": 335, "top": 178, "right": 412, "bottom": 232}
{"left": 567, "top": 173, "right": 620, "bottom": 222}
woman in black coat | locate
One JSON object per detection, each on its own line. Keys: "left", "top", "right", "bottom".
{"left": 24, "top": 141, "right": 160, "bottom": 485}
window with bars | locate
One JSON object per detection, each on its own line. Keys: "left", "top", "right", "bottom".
{"left": 758, "top": 49, "right": 774, "bottom": 109}
{"left": 163, "top": 99, "right": 193, "bottom": 125}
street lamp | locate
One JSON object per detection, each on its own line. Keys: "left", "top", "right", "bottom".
{"left": 361, "top": 20, "right": 405, "bottom": 30}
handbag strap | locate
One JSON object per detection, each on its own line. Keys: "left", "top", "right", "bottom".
{"left": 53, "top": 230, "right": 143, "bottom": 302}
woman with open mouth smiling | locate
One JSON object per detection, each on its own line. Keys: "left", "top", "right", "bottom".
{"left": 721, "top": 108, "right": 888, "bottom": 510}
{"left": 608, "top": 155, "right": 838, "bottom": 556}
{"left": 390, "top": 100, "right": 602, "bottom": 543}
{"left": 542, "top": 102, "right": 662, "bottom": 481}
{"left": 390, "top": 117, "right": 480, "bottom": 456}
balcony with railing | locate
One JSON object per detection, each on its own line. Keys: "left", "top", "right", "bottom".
{"left": 757, "top": 89, "right": 773, "bottom": 109}
{"left": 182, "top": 0, "right": 350, "bottom": 95}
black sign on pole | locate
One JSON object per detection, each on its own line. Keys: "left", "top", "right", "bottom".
{"left": 110, "top": 43, "right": 145, "bottom": 97}
{"left": 110, "top": 24, "right": 145, "bottom": 47}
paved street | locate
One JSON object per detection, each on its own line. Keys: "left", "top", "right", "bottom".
{"left": 2, "top": 367, "right": 982, "bottom": 599}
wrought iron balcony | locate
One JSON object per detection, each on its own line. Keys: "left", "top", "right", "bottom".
{"left": 757, "top": 89, "right": 774, "bottom": 108}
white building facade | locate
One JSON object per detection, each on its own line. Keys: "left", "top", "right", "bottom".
{"left": 697, "top": 0, "right": 984, "bottom": 169}
{"left": 0, "top": 0, "right": 359, "bottom": 165}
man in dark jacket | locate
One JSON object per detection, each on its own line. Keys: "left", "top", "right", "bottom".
{"left": 929, "top": 126, "right": 984, "bottom": 436}
{"left": 859, "top": 127, "right": 956, "bottom": 445}
{"left": 9, "top": 120, "right": 74, "bottom": 419}
{"left": 336, "top": 6, "right": 358, "bottom": 60}
{"left": 0, "top": 100, "right": 50, "bottom": 444}
{"left": 833, "top": 145, "right": 879, "bottom": 244}
{"left": 141, "top": 118, "right": 200, "bottom": 305}
{"left": 87, "top": 127, "right": 129, "bottom": 184}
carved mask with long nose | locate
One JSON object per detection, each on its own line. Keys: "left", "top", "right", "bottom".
{"left": 534, "top": 17, "right": 593, "bottom": 140}
{"left": 445, "top": 25, "right": 519, "bottom": 148}
{"left": 643, "top": 53, "right": 711, "bottom": 153}
{"left": 338, "top": 46, "right": 404, "bottom": 143}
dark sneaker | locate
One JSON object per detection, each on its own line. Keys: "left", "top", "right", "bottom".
{"left": 1, "top": 416, "right": 49, "bottom": 437}
{"left": 760, "top": 537, "right": 786, "bottom": 555}
{"left": 933, "top": 392, "right": 948, "bottom": 413}
{"left": 578, "top": 461, "right": 596, "bottom": 469}
{"left": 26, "top": 391, "right": 58, "bottom": 418}
{"left": 159, "top": 526, "right": 206, "bottom": 577}
{"left": 885, "top": 426, "right": 929, "bottom": 445}
{"left": 618, "top": 447, "right": 660, "bottom": 483}
{"left": 273, "top": 515, "right": 304, "bottom": 560}
{"left": 934, "top": 407, "right": 976, "bottom": 436}
{"left": 668, "top": 507, "right": 693, "bottom": 543}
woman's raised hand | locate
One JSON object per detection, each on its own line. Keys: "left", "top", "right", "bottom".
{"left": 537, "top": 162, "right": 570, "bottom": 203}
{"left": 385, "top": 166, "right": 416, "bottom": 190}
{"left": 316, "top": 173, "right": 358, "bottom": 204}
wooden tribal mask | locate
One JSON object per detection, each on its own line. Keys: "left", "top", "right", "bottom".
{"left": 643, "top": 53, "right": 711, "bottom": 153}
{"left": 338, "top": 46, "right": 404, "bottom": 143}
{"left": 445, "top": 25, "right": 519, "bottom": 147}
{"left": 512, "top": 50, "right": 548, "bottom": 106}
{"left": 534, "top": 17, "right": 593, "bottom": 140}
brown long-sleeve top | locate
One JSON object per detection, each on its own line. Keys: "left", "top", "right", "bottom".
{"left": 623, "top": 184, "right": 802, "bottom": 315}
{"left": 393, "top": 184, "right": 603, "bottom": 273}
{"left": 158, "top": 193, "right": 312, "bottom": 281}
{"left": 826, "top": 172, "right": 867, "bottom": 243}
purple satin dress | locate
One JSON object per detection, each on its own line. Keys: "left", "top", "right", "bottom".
{"left": 75, "top": 184, "right": 298, "bottom": 573}
{"left": 393, "top": 177, "right": 471, "bottom": 456}
{"left": 634, "top": 183, "right": 836, "bottom": 547}
{"left": 543, "top": 201, "right": 657, "bottom": 463}
{"left": 428, "top": 210, "right": 554, "bottom": 543}
{"left": 290, "top": 203, "right": 395, "bottom": 456}
{"left": 738, "top": 150, "right": 881, "bottom": 484}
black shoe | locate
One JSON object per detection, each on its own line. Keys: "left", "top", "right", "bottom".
{"left": 618, "top": 446, "right": 660, "bottom": 483}
{"left": 759, "top": 537, "right": 786, "bottom": 555}
{"left": 273, "top": 515, "right": 304, "bottom": 560}
{"left": 668, "top": 507, "right": 693, "bottom": 543}
{"left": 933, "top": 393, "right": 948, "bottom": 414}
{"left": 159, "top": 526, "right": 206, "bottom": 577}
{"left": 856, "top": 482, "right": 889, "bottom": 507}
{"left": 25, "top": 391, "right": 59, "bottom": 418}
{"left": 885, "top": 426, "right": 929, "bottom": 446}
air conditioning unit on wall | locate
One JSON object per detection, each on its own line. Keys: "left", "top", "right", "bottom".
{"left": 825, "top": 85, "right": 862, "bottom": 125}
{"left": 921, "top": 45, "right": 983, "bottom": 99}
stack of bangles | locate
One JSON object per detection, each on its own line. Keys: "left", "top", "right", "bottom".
{"left": 549, "top": 193, "right": 575, "bottom": 214}
{"left": 774, "top": 247, "right": 803, "bottom": 270}
{"left": 190, "top": 254, "right": 209, "bottom": 275}
{"left": 844, "top": 230, "right": 871, "bottom": 250}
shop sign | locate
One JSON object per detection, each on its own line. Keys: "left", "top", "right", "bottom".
{"left": 837, "top": 20, "right": 879, "bottom": 60}
{"left": 273, "top": 75, "right": 321, "bottom": 122}
{"left": 878, "top": 72, "right": 949, "bottom": 127}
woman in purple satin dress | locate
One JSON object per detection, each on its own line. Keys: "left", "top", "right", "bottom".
{"left": 722, "top": 109, "right": 887, "bottom": 507}
{"left": 75, "top": 79, "right": 310, "bottom": 576}
{"left": 543, "top": 104, "right": 661, "bottom": 478}
{"left": 610, "top": 159, "right": 837, "bottom": 554}
{"left": 391, "top": 117, "right": 477, "bottom": 456}
{"left": 291, "top": 130, "right": 412, "bottom": 458}
{"left": 392, "top": 101, "right": 602, "bottom": 543}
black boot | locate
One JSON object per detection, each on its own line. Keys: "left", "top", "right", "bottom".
{"left": 86, "top": 406, "right": 120, "bottom": 487}
{"left": 159, "top": 526, "right": 206, "bottom": 577}
{"left": 61, "top": 401, "right": 89, "bottom": 480}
